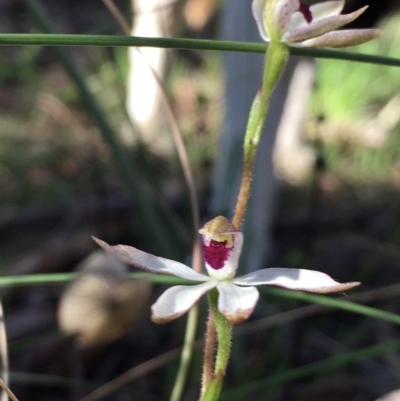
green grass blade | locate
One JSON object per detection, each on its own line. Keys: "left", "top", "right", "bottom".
{"left": 0, "top": 34, "right": 399, "bottom": 67}
{"left": 2, "top": 272, "right": 400, "bottom": 325}
{"left": 262, "top": 286, "right": 400, "bottom": 325}
{"left": 169, "top": 306, "right": 199, "bottom": 401}
{"left": 0, "top": 273, "right": 190, "bottom": 287}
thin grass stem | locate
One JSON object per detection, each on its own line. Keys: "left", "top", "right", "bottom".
{"left": 0, "top": 379, "right": 18, "bottom": 401}
{"left": 262, "top": 286, "right": 400, "bottom": 326}
{"left": 0, "top": 303, "right": 9, "bottom": 401}
{"left": 0, "top": 34, "right": 400, "bottom": 67}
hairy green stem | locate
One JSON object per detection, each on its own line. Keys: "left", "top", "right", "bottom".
{"left": 212, "top": 298, "right": 232, "bottom": 374}
{"left": 233, "top": 41, "right": 289, "bottom": 229}
{"left": 200, "top": 289, "right": 232, "bottom": 401}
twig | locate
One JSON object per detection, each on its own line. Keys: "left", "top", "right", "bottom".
{"left": 101, "top": 0, "right": 130, "bottom": 35}
{"left": 201, "top": 311, "right": 216, "bottom": 395}
{"left": 0, "top": 301, "right": 9, "bottom": 401}
{"left": 0, "top": 379, "right": 18, "bottom": 401}
{"left": 79, "top": 347, "right": 182, "bottom": 401}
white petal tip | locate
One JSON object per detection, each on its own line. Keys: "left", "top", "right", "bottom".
{"left": 218, "top": 283, "right": 259, "bottom": 325}
{"left": 233, "top": 268, "right": 360, "bottom": 294}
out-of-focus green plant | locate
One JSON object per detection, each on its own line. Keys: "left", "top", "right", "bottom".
{"left": 312, "top": 13, "right": 400, "bottom": 122}
{"left": 307, "top": 13, "right": 400, "bottom": 184}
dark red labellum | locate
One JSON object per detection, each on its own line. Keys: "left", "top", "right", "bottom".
{"left": 202, "top": 239, "right": 232, "bottom": 270}
{"left": 299, "top": 3, "right": 313, "bottom": 23}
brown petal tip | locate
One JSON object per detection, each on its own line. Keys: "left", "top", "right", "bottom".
{"left": 92, "top": 236, "right": 109, "bottom": 249}
{"left": 151, "top": 312, "right": 181, "bottom": 325}
{"left": 151, "top": 316, "right": 171, "bottom": 324}
{"left": 222, "top": 309, "right": 254, "bottom": 325}
{"left": 316, "top": 281, "right": 361, "bottom": 294}
{"left": 303, "top": 29, "right": 381, "bottom": 48}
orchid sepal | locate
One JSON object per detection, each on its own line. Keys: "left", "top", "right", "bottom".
{"left": 282, "top": 5, "right": 367, "bottom": 44}
{"left": 92, "top": 237, "right": 210, "bottom": 282}
{"left": 297, "top": 28, "right": 382, "bottom": 48}
{"left": 232, "top": 268, "right": 360, "bottom": 293}
{"left": 217, "top": 282, "right": 259, "bottom": 324}
{"left": 151, "top": 281, "right": 217, "bottom": 324}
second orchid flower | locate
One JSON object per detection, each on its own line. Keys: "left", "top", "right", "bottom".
{"left": 252, "top": 0, "right": 381, "bottom": 48}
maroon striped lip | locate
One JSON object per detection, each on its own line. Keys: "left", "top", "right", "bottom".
{"left": 202, "top": 238, "right": 233, "bottom": 270}
{"left": 298, "top": 3, "right": 313, "bottom": 23}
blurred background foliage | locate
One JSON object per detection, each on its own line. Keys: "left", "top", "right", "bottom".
{"left": 1, "top": 0, "right": 400, "bottom": 401}
{"left": 309, "top": 14, "right": 400, "bottom": 185}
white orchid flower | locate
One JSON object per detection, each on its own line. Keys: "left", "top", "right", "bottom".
{"left": 94, "top": 216, "right": 359, "bottom": 325}
{"left": 252, "top": 0, "right": 381, "bottom": 48}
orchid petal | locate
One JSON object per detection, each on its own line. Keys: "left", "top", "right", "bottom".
{"left": 93, "top": 238, "right": 210, "bottom": 282}
{"left": 283, "top": 5, "right": 368, "bottom": 43}
{"left": 298, "top": 28, "right": 382, "bottom": 48}
{"left": 288, "top": 0, "right": 344, "bottom": 31}
{"left": 252, "top": 0, "right": 270, "bottom": 41}
{"left": 151, "top": 281, "right": 217, "bottom": 324}
{"left": 217, "top": 282, "right": 259, "bottom": 324}
{"left": 287, "top": 12, "right": 308, "bottom": 32}
{"left": 275, "top": 0, "right": 300, "bottom": 36}
{"left": 233, "top": 268, "right": 360, "bottom": 293}
{"left": 309, "top": 0, "right": 345, "bottom": 21}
